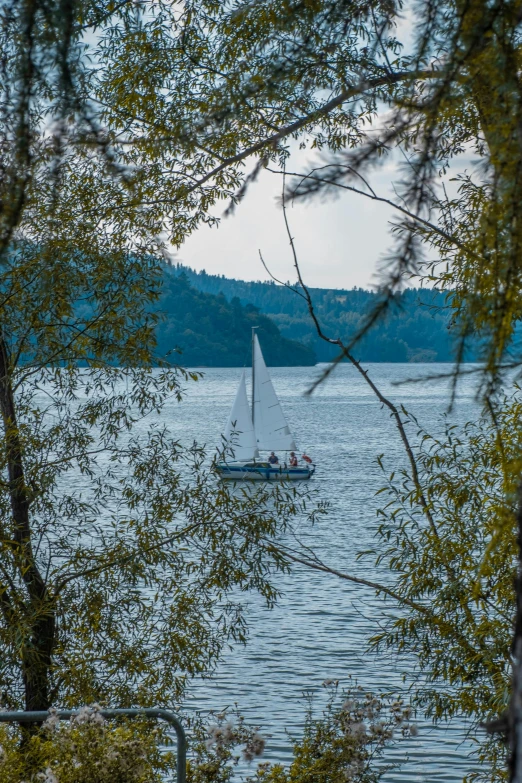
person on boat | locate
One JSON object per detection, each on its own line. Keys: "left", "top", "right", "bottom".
{"left": 268, "top": 452, "right": 279, "bottom": 465}
{"left": 289, "top": 451, "right": 298, "bottom": 467}
{"left": 301, "top": 453, "right": 313, "bottom": 464}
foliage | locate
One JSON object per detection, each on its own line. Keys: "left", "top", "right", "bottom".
{"left": 0, "top": 331, "right": 317, "bottom": 711}
{"left": 368, "top": 394, "right": 522, "bottom": 780}
{"left": 0, "top": 707, "right": 175, "bottom": 783}
{"left": 157, "top": 272, "right": 316, "bottom": 367}
{"left": 0, "top": 0, "right": 484, "bottom": 371}
{"left": 185, "top": 708, "right": 267, "bottom": 783}
{"left": 183, "top": 685, "right": 416, "bottom": 783}
{"left": 0, "top": 0, "right": 323, "bottom": 721}
{"left": 4, "top": 0, "right": 522, "bottom": 779}
{"left": 248, "top": 684, "right": 417, "bottom": 783}
{"left": 0, "top": 689, "right": 416, "bottom": 783}
{"left": 71, "top": 0, "right": 522, "bottom": 378}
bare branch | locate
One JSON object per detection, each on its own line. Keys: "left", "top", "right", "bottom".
{"left": 276, "top": 545, "right": 427, "bottom": 612}
{"left": 272, "top": 165, "right": 472, "bottom": 254}
{"left": 265, "top": 181, "right": 440, "bottom": 539}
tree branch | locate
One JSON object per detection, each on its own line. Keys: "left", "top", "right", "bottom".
{"left": 265, "top": 173, "right": 440, "bottom": 538}
{"left": 272, "top": 164, "right": 473, "bottom": 254}
{"left": 172, "top": 69, "right": 441, "bottom": 201}
{"left": 276, "top": 546, "right": 427, "bottom": 612}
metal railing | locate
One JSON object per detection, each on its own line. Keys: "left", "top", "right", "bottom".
{"left": 0, "top": 708, "right": 186, "bottom": 783}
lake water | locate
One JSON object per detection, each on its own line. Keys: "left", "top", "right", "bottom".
{"left": 160, "top": 363, "right": 486, "bottom": 782}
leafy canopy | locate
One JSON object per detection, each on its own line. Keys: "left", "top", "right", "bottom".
{"left": 370, "top": 394, "right": 522, "bottom": 779}
{"left": 0, "top": 0, "right": 324, "bottom": 716}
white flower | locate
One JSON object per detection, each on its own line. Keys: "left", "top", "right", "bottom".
{"left": 43, "top": 716, "right": 60, "bottom": 732}
{"left": 37, "top": 768, "right": 58, "bottom": 783}
{"left": 71, "top": 705, "right": 105, "bottom": 726}
{"left": 222, "top": 722, "right": 235, "bottom": 742}
{"left": 348, "top": 722, "right": 367, "bottom": 739}
{"left": 243, "top": 731, "right": 266, "bottom": 762}
{"left": 251, "top": 732, "right": 266, "bottom": 756}
{"left": 345, "top": 759, "right": 364, "bottom": 776}
{"left": 71, "top": 706, "right": 90, "bottom": 725}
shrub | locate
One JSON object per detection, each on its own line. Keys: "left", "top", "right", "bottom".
{"left": 0, "top": 689, "right": 415, "bottom": 783}
{"left": 0, "top": 706, "right": 175, "bottom": 783}
{"left": 247, "top": 683, "right": 417, "bottom": 783}
{"left": 188, "top": 683, "right": 416, "bottom": 783}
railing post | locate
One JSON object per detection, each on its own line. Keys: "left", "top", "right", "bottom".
{"left": 0, "top": 708, "right": 186, "bottom": 783}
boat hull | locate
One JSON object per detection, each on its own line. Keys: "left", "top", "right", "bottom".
{"left": 216, "top": 463, "right": 315, "bottom": 481}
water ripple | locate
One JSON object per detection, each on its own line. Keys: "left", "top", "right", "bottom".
{"left": 158, "top": 363, "right": 484, "bottom": 782}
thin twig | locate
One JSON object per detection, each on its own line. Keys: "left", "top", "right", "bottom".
{"left": 270, "top": 173, "right": 440, "bottom": 537}
{"left": 274, "top": 165, "right": 472, "bottom": 253}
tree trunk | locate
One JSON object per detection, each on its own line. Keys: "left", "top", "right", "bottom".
{"left": 0, "top": 335, "right": 54, "bottom": 711}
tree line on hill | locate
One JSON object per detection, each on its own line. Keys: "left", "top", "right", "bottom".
{"left": 157, "top": 272, "right": 316, "bottom": 366}
{"left": 163, "top": 264, "right": 464, "bottom": 364}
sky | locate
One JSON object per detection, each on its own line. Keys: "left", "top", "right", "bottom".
{"left": 178, "top": 150, "right": 404, "bottom": 291}
{"left": 176, "top": 13, "right": 422, "bottom": 293}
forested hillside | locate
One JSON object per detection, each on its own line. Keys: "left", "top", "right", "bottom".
{"left": 156, "top": 272, "right": 316, "bottom": 366}
{"left": 167, "top": 264, "right": 460, "bottom": 362}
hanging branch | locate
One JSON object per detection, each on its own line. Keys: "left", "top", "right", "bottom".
{"left": 271, "top": 541, "right": 427, "bottom": 612}
{"left": 259, "top": 172, "right": 439, "bottom": 536}
{"left": 270, "top": 164, "right": 471, "bottom": 253}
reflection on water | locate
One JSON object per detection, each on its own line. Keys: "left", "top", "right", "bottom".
{"left": 148, "top": 363, "right": 485, "bottom": 782}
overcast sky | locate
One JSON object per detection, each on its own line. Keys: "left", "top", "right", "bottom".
{"left": 175, "top": 13, "right": 424, "bottom": 292}
{"left": 178, "top": 150, "right": 405, "bottom": 291}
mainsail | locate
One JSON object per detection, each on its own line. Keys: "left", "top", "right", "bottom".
{"left": 222, "top": 371, "right": 259, "bottom": 460}
{"left": 253, "top": 334, "right": 297, "bottom": 451}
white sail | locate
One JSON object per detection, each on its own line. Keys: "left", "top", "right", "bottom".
{"left": 253, "top": 334, "right": 297, "bottom": 451}
{"left": 222, "top": 371, "right": 258, "bottom": 461}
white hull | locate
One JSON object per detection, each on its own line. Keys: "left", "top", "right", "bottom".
{"left": 216, "top": 462, "right": 314, "bottom": 482}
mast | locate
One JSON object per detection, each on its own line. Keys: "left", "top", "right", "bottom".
{"left": 251, "top": 327, "right": 257, "bottom": 425}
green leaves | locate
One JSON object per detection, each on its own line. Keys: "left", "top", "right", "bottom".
{"left": 372, "top": 395, "right": 522, "bottom": 779}
{"left": 0, "top": 713, "right": 176, "bottom": 783}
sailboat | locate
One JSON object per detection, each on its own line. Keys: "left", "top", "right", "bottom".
{"left": 216, "top": 329, "right": 315, "bottom": 481}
